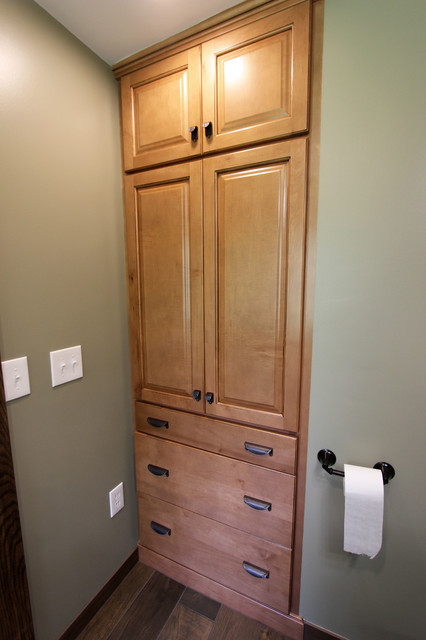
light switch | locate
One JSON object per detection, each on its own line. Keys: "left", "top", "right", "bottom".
{"left": 50, "top": 345, "right": 83, "bottom": 387}
{"left": 1, "top": 356, "right": 31, "bottom": 401}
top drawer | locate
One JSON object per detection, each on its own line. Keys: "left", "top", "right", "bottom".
{"left": 135, "top": 402, "right": 297, "bottom": 475}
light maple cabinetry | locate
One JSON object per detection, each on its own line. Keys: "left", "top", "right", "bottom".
{"left": 115, "top": 1, "right": 321, "bottom": 637}
{"left": 125, "top": 138, "right": 306, "bottom": 431}
{"left": 120, "top": 1, "right": 310, "bottom": 171}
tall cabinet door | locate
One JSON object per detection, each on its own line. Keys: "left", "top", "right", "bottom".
{"left": 125, "top": 163, "right": 204, "bottom": 413}
{"left": 121, "top": 47, "right": 201, "bottom": 171}
{"left": 201, "top": 1, "right": 310, "bottom": 153}
{"left": 203, "top": 138, "right": 307, "bottom": 432}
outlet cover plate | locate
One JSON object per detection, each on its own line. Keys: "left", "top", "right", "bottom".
{"left": 109, "top": 482, "right": 124, "bottom": 518}
{"left": 1, "top": 356, "right": 31, "bottom": 401}
{"left": 50, "top": 345, "right": 83, "bottom": 387}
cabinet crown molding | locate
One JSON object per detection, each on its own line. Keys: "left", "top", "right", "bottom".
{"left": 112, "top": 0, "right": 309, "bottom": 78}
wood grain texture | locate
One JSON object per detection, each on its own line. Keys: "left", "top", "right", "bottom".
{"left": 124, "top": 162, "right": 204, "bottom": 412}
{"left": 135, "top": 402, "right": 298, "bottom": 473}
{"left": 209, "top": 605, "right": 292, "bottom": 640}
{"left": 74, "top": 560, "right": 152, "bottom": 640}
{"left": 135, "top": 432, "right": 295, "bottom": 546}
{"left": 203, "top": 138, "right": 307, "bottom": 431}
{"left": 139, "top": 549, "right": 303, "bottom": 640}
{"left": 138, "top": 494, "right": 291, "bottom": 613}
{"left": 107, "top": 571, "right": 185, "bottom": 640}
{"left": 158, "top": 603, "right": 213, "bottom": 640}
{"left": 0, "top": 361, "right": 34, "bottom": 640}
{"left": 179, "top": 587, "right": 221, "bottom": 621}
{"left": 202, "top": 2, "right": 310, "bottom": 152}
{"left": 121, "top": 47, "right": 201, "bottom": 170}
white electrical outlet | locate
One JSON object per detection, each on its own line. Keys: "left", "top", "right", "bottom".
{"left": 109, "top": 482, "right": 124, "bottom": 518}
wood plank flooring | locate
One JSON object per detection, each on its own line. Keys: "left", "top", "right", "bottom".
{"left": 76, "top": 562, "right": 293, "bottom": 640}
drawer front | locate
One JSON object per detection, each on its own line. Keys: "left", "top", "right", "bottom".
{"left": 135, "top": 402, "right": 297, "bottom": 474}
{"left": 135, "top": 433, "right": 294, "bottom": 547}
{"left": 139, "top": 493, "right": 291, "bottom": 613}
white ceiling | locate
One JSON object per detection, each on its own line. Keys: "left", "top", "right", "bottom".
{"left": 34, "top": 0, "right": 243, "bottom": 66}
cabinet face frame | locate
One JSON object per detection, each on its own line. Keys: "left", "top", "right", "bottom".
{"left": 202, "top": 1, "right": 310, "bottom": 153}
{"left": 124, "top": 162, "right": 204, "bottom": 412}
{"left": 203, "top": 138, "right": 307, "bottom": 432}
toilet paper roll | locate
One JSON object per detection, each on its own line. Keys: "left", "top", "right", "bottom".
{"left": 343, "top": 464, "right": 384, "bottom": 559}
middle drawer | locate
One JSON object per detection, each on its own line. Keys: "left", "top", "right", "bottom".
{"left": 135, "top": 433, "right": 295, "bottom": 547}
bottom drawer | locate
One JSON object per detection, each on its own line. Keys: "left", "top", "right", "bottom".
{"left": 138, "top": 493, "right": 291, "bottom": 613}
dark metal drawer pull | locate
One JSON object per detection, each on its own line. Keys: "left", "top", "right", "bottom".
{"left": 244, "top": 442, "right": 273, "bottom": 456}
{"left": 147, "top": 464, "right": 169, "bottom": 477}
{"left": 243, "top": 561, "right": 269, "bottom": 579}
{"left": 150, "top": 521, "right": 171, "bottom": 536}
{"left": 244, "top": 495, "right": 272, "bottom": 511}
{"left": 147, "top": 417, "right": 169, "bottom": 429}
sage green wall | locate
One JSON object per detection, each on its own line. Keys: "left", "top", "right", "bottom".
{"left": 300, "top": 1, "right": 426, "bottom": 639}
{"left": 0, "top": 1, "right": 138, "bottom": 639}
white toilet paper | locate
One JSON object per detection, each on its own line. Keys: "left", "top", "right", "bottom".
{"left": 343, "top": 464, "right": 384, "bottom": 559}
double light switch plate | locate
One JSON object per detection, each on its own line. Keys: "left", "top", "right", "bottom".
{"left": 50, "top": 345, "right": 83, "bottom": 387}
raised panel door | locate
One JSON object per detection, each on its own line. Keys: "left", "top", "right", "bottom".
{"left": 124, "top": 163, "right": 204, "bottom": 412}
{"left": 203, "top": 139, "right": 307, "bottom": 431}
{"left": 201, "top": 1, "right": 310, "bottom": 152}
{"left": 121, "top": 47, "right": 201, "bottom": 170}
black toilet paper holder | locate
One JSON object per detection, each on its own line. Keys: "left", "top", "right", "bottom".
{"left": 317, "top": 449, "right": 395, "bottom": 485}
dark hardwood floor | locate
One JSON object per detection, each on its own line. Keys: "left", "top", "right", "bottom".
{"left": 75, "top": 562, "right": 293, "bottom": 640}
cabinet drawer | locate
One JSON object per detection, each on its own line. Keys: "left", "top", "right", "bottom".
{"left": 135, "top": 433, "right": 294, "bottom": 547}
{"left": 139, "top": 493, "right": 291, "bottom": 613}
{"left": 135, "top": 403, "right": 297, "bottom": 474}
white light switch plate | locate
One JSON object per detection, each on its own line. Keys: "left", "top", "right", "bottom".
{"left": 1, "top": 356, "right": 31, "bottom": 401}
{"left": 50, "top": 345, "right": 83, "bottom": 387}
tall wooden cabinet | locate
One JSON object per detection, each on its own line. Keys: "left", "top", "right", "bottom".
{"left": 114, "top": 1, "right": 322, "bottom": 638}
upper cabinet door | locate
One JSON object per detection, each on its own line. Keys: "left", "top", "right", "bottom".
{"left": 201, "top": 1, "right": 310, "bottom": 153}
{"left": 124, "top": 163, "right": 204, "bottom": 412}
{"left": 203, "top": 138, "right": 307, "bottom": 432}
{"left": 120, "top": 47, "right": 201, "bottom": 171}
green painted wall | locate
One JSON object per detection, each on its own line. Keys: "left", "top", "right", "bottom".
{"left": 1, "top": 1, "right": 425, "bottom": 639}
{"left": 0, "top": 1, "right": 138, "bottom": 639}
{"left": 300, "top": 1, "right": 426, "bottom": 639}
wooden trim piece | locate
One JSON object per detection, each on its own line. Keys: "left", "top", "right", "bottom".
{"left": 290, "top": 0, "right": 324, "bottom": 614}
{"left": 113, "top": 0, "right": 308, "bottom": 77}
{"left": 0, "top": 361, "right": 35, "bottom": 640}
{"left": 304, "top": 622, "right": 347, "bottom": 640}
{"left": 139, "top": 546, "right": 304, "bottom": 640}
{"left": 57, "top": 548, "right": 139, "bottom": 640}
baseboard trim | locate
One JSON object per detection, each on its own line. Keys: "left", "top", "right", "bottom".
{"left": 304, "top": 622, "right": 347, "bottom": 640}
{"left": 58, "top": 548, "right": 139, "bottom": 640}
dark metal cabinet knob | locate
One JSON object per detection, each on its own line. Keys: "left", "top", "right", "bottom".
{"left": 202, "top": 121, "right": 213, "bottom": 138}
{"left": 189, "top": 125, "right": 198, "bottom": 142}
{"left": 192, "top": 389, "right": 202, "bottom": 402}
{"left": 205, "top": 392, "right": 214, "bottom": 404}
